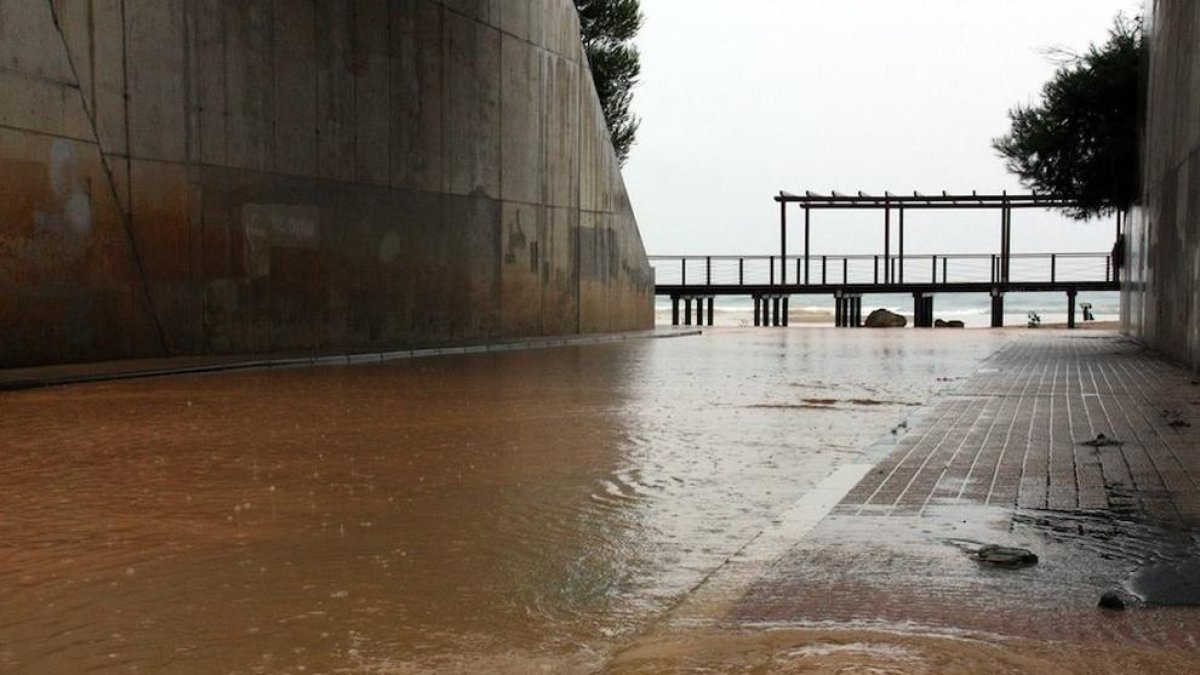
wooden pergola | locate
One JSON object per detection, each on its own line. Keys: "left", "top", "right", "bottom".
{"left": 774, "top": 190, "right": 1125, "bottom": 286}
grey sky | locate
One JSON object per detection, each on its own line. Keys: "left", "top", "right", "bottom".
{"left": 623, "top": 0, "right": 1142, "bottom": 258}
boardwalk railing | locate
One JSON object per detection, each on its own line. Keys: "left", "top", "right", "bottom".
{"left": 650, "top": 252, "right": 1115, "bottom": 288}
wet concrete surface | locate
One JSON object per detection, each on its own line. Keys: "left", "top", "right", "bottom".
{"left": 0, "top": 329, "right": 699, "bottom": 392}
{"left": 677, "top": 332, "right": 1200, "bottom": 674}
{"left": 5, "top": 329, "right": 1200, "bottom": 673}
{"left": 0, "top": 328, "right": 1003, "bottom": 673}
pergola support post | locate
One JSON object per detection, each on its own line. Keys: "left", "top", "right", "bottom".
{"left": 780, "top": 203, "right": 787, "bottom": 285}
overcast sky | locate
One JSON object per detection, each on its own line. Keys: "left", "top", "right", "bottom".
{"left": 622, "top": 0, "right": 1142, "bottom": 258}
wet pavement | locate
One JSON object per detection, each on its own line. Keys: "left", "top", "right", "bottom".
{"left": 0, "top": 328, "right": 1002, "bottom": 673}
{"left": 0, "top": 329, "right": 699, "bottom": 392}
{"left": 609, "top": 332, "right": 1200, "bottom": 673}
{"left": 5, "top": 329, "right": 1200, "bottom": 673}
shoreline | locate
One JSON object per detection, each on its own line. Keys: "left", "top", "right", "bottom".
{"left": 656, "top": 291, "right": 1121, "bottom": 329}
{"left": 655, "top": 317, "right": 1123, "bottom": 330}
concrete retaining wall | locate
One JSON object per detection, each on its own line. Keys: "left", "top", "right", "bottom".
{"left": 0, "top": 0, "right": 653, "bottom": 367}
{"left": 1124, "top": 0, "right": 1200, "bottom": 367}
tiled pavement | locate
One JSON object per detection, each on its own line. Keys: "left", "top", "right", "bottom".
{"left": 838, "top": 332, "right": 1200, "bottom": 522}
{"left": 729, "top": 331, "right": 1200, "bottom": 650}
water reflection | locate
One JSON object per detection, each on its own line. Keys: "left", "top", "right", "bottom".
{"left": 0, "top": 328, "right": 1006, "bottom": 672}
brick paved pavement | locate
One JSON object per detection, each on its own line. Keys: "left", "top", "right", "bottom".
{"left": 729, "top": 331, "right": 1200, "bottom": 650}
{"left": 839, "top": 332, "right": 1200, "bottom": 521}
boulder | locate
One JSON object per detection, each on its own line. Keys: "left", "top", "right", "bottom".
{"left": 935, "top": 319, "right": 965, "bottom": 328}
{"left": 865, "top": 308, "right": 906, "bottom": 328}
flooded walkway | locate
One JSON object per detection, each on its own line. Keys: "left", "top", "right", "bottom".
{"left": 1, "top": 329, "right": 1002, "bottom": 673}
{"left": 610, "top": 332, "right": 1200, "bottom": 673}
{"left": 6, "top": 329, "right": 1200, "bottom": 673}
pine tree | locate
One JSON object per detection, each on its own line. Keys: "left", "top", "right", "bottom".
{"left": 993, "top": 16, "right": 1144, "bottom": 220}
{"left": 574, "top": 0, "right": 643, "bottom": 165}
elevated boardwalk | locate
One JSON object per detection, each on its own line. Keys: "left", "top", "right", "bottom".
{"left": 653, "top": 191, "right": 1124, "bottom": 328}
{"left": 652, "top": 252, "right": 1118, "bottom": 328}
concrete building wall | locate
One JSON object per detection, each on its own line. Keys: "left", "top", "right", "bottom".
{"left": 1124, "top": 0, "right": 1200, "bottom": 367}
{"left": 0, "top": 0, "right": 653, "bottom": 367}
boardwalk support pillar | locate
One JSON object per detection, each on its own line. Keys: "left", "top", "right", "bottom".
{"left": 707, "top": 297, "right": 715, "bottom": 327}
{"left": 837, "top": 294, "right": 862, "bottom": 327}
{"left": 990, "top": 291, "right": 1004, "bottom": 328}
{"left": 912, "top": 293, "right": 934, "bottom": 327}
{"left": 684, "top": 298, "right": 693, "bottom": 326}
{"left": 671, "top": 296, "right": 680, "bottom": 326}
{"left": 782, "top": 296, "right": 790, "bottom": 326}
{"left": 1067, "top": 289, "right": 1077, "bottom": 329}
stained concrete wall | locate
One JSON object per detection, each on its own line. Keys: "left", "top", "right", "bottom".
{"left": 1123, "top": 0, "right": 1200, "bottom": 368}
{"left": 0, "top": 0, "right": 653, "bottom": 367}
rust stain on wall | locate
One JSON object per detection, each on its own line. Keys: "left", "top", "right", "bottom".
{"left": 0, "top": 0, "right": 653, "bottom": 368}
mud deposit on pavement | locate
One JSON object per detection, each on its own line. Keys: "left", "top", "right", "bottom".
{"left": 604, "top": 626, "right": 1200, "bottom": 674}
{"left": 8, "top": 329, "right": 1200, "bottom": 671}
{"left": 0, "top": 329, "right": 1003, "bottom": 672}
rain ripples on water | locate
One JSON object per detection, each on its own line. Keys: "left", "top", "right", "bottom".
{"left": 0, "top": 329, "right": 1006, "bottom": 672}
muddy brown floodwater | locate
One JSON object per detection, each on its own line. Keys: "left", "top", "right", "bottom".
{"left": 0, "top": 329, "right": 1010, "bottom": 673}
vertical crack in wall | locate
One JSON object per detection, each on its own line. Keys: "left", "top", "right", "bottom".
{"left": 8, "top": 0, "right": 651, "bottom": 365}
{"left": 46, "top": 0, "right": 171, "bottom": 355}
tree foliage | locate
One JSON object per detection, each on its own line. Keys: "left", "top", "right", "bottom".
{"left": 993, "top": 16, "right": 1143, "bottom": 220}
{"left": 574, "top": 0, "right": 642, "bottom": 165}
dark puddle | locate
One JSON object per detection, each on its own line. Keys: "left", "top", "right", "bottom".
{"left": 846, "top": 398, "right": 921, "bottom": 407}
{"left": 1129, "top": 558, "right": 1200, "bottom": 606}
{"left": 748, "top": 398, "right": 920, "bottom": 410}
{"left": 747, "top": 403, "right": 841, "bottom": 411}
{"left": 1014, "top": 509, "right": 1200, "bottom": 607}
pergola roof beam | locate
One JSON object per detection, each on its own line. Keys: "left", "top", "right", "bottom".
{"left": 774, "top": 190, "right": 1079, "bottom": 210}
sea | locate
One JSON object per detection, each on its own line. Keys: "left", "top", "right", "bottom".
{"left": 655, "top": 290, "right": 1120, "bottom": 328}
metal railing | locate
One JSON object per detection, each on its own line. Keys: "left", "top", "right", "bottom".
{"left": 649, "top": 252, "right": 1114, "bottom": 288}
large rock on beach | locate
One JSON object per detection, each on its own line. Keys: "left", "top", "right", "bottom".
{"left": 935, "top": 319, "right": 965, "bottom": 328}
{"left": 865, "top": 308, "right": 907, "bottom": 328}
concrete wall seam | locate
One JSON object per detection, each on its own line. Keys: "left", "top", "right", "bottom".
{"left": 0, "top": 0, "right": 653, "bottom": 367}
